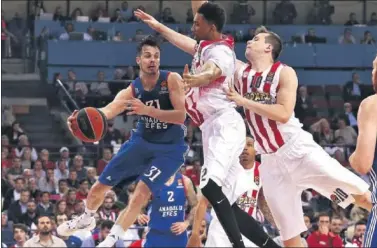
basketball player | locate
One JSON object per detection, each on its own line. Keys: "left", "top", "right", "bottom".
{"left": 225, "top": 26, "right": 372, "bottom": 247}
{"left": 134, "top": 2, "right": 251, "bottom": 248}
{"left": 136, "top": 172, "right": 197, "bottom": 247}
{"left": 57, "top": 36, "right": 189, "bottom": 245}
{"left": 349, "top": 55, "right": 377, "bottom": 248}
{"left": 206, "top": 136, "right": 278, "bottom": 247}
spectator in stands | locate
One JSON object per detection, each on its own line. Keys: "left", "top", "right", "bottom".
{"left": 3, "top": 177, "right": 24, "bottom": 210}
{"left": 15, "top": 135, "right": 38, "bottom": 161}
{"left": 76, "top": 179, "right": 89, "bottom": 200}
{"left": 111, "top": 9, "right": 125, "bottom": 23}
{"left": 1, "top": 148, "right": 12, "bottom": 169}
{"left": 112, "top": 31, "right": 123, "bottom": 41}
{"left": 360, "top": 30, "right": 376, "bottom": 45}
{"left": 329, "top": 216, "right": 343, "bottom": 237}
{"left": 67, "top": 170, "right": 79, "bottom": 189}
{"left": 53, "top": 6, "right": 66, "bottom": 22}
{"left": 159, "top": 7, "right": 176, "bottom": 23}
{"left": 344, "top": 102, "right": 358, "bottom": 130}
{"left": 58, "top": 147, "right": 70, "bottom": 168}
{"left": 97, "top": 148, "right": 112, "bottom": 175}
{"left": 2, "top": 104, "right": 15, "bottom": 129}
{"left": 2, "top": 212, "right": 14, "bottom": 246}
{"left": 338, "top": 28, "right": 356, "bottom": 44}
{"left": 83, "top": 26, "right": 94, "bottom": 41}
{"left": 295, "top": 86, "right": 317, "bottom": 123}
{"left": 99, "top": 196, "right": 118, "bottom": 222}
{"left": 38, "top": 169, "right": 57, "bottom": 193}
{"left": 133, "top": 29, "right": 147, "bottom": 42}
{"left": 335, "top": 116, "right": 357, "bottom": 146}
{"left": 307, "top": 0, "right": 334, "bottom": 25}
{"left": 368, "top": 12, "right": 377, "bottom": 26}
{"left": 59, "top": 23, "right": 74, "bottom": 40}
{"left": 65, "top": 189, "right": 77, "bottom": 216}
{"left": 87, "top": 168, "right": 97, "bottom": 187}
{"left": 7, "top": 157, "right": 23, "bottom": 187}
{"left": 57, "top": 179, "right": 69, "bottom": 197}
{"left": 273, "top": 0, "right": 297, "bottom": 24}
{"left": 55, "top": 200, "right": 68, "bottom": 216}
{"left": 65, "top": 70, "right": 88, "bottom": 105}
{"left": 120, "top": 1, "right": 133, "bottom": 22}
{"left": 307, "top": 213, "right": 343, "bottom": 247}
{"left": 231, "top": 0, "right": 255, "bottom": 24}
{"left": 23, "top": 215, "right": 66, "bottom": 247}
{"left": 186, "top": 8, "right": 193, "bottom": 23}
{"left": 55, "top": 159, "right": 69, "bottom": 181}
{"left": 56, "top": 213, "right": 82, "bottom": 247}
{"left": 91, "top": 7, "right": 107, "bottom": 22}
{"left": 103, "top": 120, "right": 123, "bottom": 145}
{"left": 28, "top": 177, "right": 40, "bottom": 200}
{"left": 304, "top": 28, "right": 326, "bottom": 44}
{"left": 73, "top": 200, "right": 85, "bottom": 216}
{"left": 345, "top": 12, "right": 359, "bottom": 26}
{"left": 82, "top": 220, "right": 125, "bottom": 247}
{"left": 22, "top": 169, "right": 33, "bottom": 188}
{"left": 8, "top": 189, "right": 30, "bottom": 223}
{"left": 6, "top": 121, "right": 24, "bottom": 145}
{"left": 20, "top": 200, "right": 38, "bottom": 228}
{"left": 302, "top": 214, "right": 312, "bottom": 239}
{"left": 70, "top": 8, "right": 84, "bottom": 21}
{"left": 343, "top": 72, "right": 362, "bottom": 102}
{"left": 40, "top": 149, "right": 55, "bottom": 170}
{"left": 32, "top": 160, "right": 46, "bottom": 181}
{"left": 20, "top": 147, "right": 33, "bottom": 170}
{"left": 351, "top": 221, "right": 366, "bottom": 248}
{"left": 72, "top": 155, "right": 87, "bottom": 180}
{"left": 90, "top": 71, "right": 111, "bottom": 97}
{"left": 12, "top": 223, "right": 28, "bottom": 248}
{"left": 37, "top": 192, "right": 54, "bottom": 217}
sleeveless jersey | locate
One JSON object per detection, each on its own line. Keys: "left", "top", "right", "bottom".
{"left": 371, "top": 140, "right": 377, "bottom": 204}
{"left": 211, "top": 162, "right": 262, "bottom": 220}
{"left": 132, "top": 70, "right": 185, "bottom": 144}
{"left": 148, "top": 173, "right": 187, "bottom": 233}
{"left": 237, "top": 62, "right": 303, "bottom": 154}
{"left": 185, "top": 36, "right": 237, "bottom": 126}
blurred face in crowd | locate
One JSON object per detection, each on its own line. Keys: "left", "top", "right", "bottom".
{"left": 330, "top": 218, "right": 343, "bottom": 235}
{"left": 2, "top": 213, "right": 7, "bottom": 226}
{"left": 74, "top": 201, "right": 85, "bottom": 214}
{"left": 136, "top": 45, "right": 160, "bottom": 75}
{"left": 38, "top": 216, "right": 52, "bottom": 235}
{"left": 338, "top": 119, "right": 347, "bottom": 129}
{"left": 12, "top": 122, "right": 20, "bottom": 132}
{"left": 22, "top": 148, "right": 32, "bottom": 161}
{"left": 40, "top": 149, "right": 49, "bottom": 161}
{"left": 59, "top": 180, "right": 68, "bottom": 193}
{"left": 74, "top": 155, "right": 83, "bottom": 168}
{"left": 20, "top": 191, "right": 30, "bottom": 204}
{"left": 15, "top": 178, "right": 25, "bottom": 191}
{"left": 318, "top": 215, "right": 330, "bottom": 229}
{"left": 354, "top": 223, "right": 366, "bottom": 238}
{"left": 27, "top": 201, "right": 37, "bottom": 214}
{"left": 28, "top": 178, "right": 37, "bottom": 190}
{"left": 103, "top": 197, "right": 114, "bottom": 210}
{"left": 121, "top": 1, "right": 128, "bottom": 10}
{"left": 18, "top": 135, "right": 29, "bottom": 146}
{"left": 68, "top": 190, "right": 77, "bottom": 201}
{"left": 163, "top": 7, "right": 172, "bottom": 17}
{"left": 94, "top": 213, "right": 100, "bottom": 223}
{"left": 68, "top": 71, "right": 76, "bottom": 81}
{"left": 34, "top": 160, "right": 43, "bottom": 170}
{"left": 58, "top": 160, "right": 66, "bottom": 171}
{"left": 344, "top": 103, "right": 352, "bottom": 113}
{"left": 239, "top": 137, "right": 255, "bottom": 167}
{"left": 299, "top": 86, "right": 307, "bottom": 98}
{"left": 66, "top": 24, "right": 74, "bottom": 33}
{"left": 304, "top": 215, "right": 311, "bottom": 229}
{"left": 57, "top": 200, "right": 67, "bottom": 213}
{"left": 103, "top": 149, "right": 112, "bottom": 161}
{"left": 352, "top": 73, "right": 360, "bottom": 83}
{"left": 1, "top": 150, "right": 8, "bottom": 161}
{"left": 13, "top": 158, "right": 21, "bottom": 169}
{"left": 23, "top": 169, "right": 32, "bottom": 181}
{"left": 13, "top": 227, "right": 26, "bottom": 243}
{"left": 87, "top": 168, "right": 96, "bottom": 179}
{"left": 69, "top": 170, "right": 77, "bottom": 181}
{"left": 2, "top": 135, "right": 9, "bottom": 146}
{"left": 97, "top": 71, "right": 105, "bottom": 81}
{"left": 100, "top": 226, "right": 111, "bottom": 240}
{"left": 79, "top": 180, "right": 89, "bottom": 192}
{"left": 56, "top": 214, "right": 68, "bottom": 226}
{"left": 41, "top": 193, "right": 50, "bottom": 204}
{"left": 47, "top": 169, "right": 54, "bottom": 180}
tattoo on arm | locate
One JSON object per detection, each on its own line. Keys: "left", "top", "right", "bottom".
{"left": 184, "top": 176, "right": 199, "bottom": 225}
{"left": 257, "top": 187, "right": 276, "bottom": 227}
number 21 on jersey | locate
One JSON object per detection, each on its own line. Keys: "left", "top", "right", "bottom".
{"left": 146, "top": 99, "right": 161, "bottom": 109}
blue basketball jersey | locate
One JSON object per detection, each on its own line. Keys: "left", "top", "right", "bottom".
{"left": 132, "top": 70, "right": 185, "bottom": 144}
{"left": 148, "top": 173, "right": 187, "bottom": 234}
{"left": 370, "top": 140, "right": 377, "bottom": 204}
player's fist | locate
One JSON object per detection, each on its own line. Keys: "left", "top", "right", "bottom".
{"left": 137, "top": 214, "right": 150, "bottom": 225}
{"left": 67, "top": 110, "right": 79, "bottom": 134}
{"left": 187, "top": 233, "right": 202, "bottom": 248}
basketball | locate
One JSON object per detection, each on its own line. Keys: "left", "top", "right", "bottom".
{"left": 71, "top": 107, "right": 108, "bottom": 143}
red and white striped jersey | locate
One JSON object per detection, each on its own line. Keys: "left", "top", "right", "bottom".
{"left": 236, "top": 62, "right": 303, "bottom": 154}
{"left": 185, "top": 36, "right": 237, "bottom": 126}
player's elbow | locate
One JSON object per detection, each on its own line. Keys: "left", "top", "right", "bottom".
{"left": 176, "top": 110, "right": 186, "bottom": 124}
{"left": 278, "top": 114, "right": 290, "bottom": 124}
{"left": 351, "top": 156, "right": 372, "bottom": 175}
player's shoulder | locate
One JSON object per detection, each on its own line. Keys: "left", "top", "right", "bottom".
{"left": 359, "top": 94, "right": 377, "bottom": 117}
{"left": 280, "top": 64, "right": 296, "bottom": 75}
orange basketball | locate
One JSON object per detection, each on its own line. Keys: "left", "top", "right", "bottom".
{"left": 71, "top": 107, "right": 108, "bottom": 143}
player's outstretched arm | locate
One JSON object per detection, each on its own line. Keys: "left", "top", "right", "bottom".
{"left": 187, "top": 196, "right": 209, "bottom": 247}
{"left": 183, "top": 175, "right": 199, "bottom": 226}
{"left": 191, "top": 0, "right": 207, "bottom": 16}
{"left": 257, "top": 187, "right": 276, "bottom": 227}
{"left": 349, "top": 96, "right": 377, "bottom": 174}
{"left": 227, "top": 66, "right": 298, "bottom": 123}
{"left": 98, "top": 86, "right": 134, "bottom": 120}
{"left": 134, "top": 9, "right": 197, "bottom": 55}
{"left": 145, "top": 72, "right": 186, "bottom": 124}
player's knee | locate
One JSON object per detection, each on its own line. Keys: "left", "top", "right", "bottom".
{"left": 201, "top": 179, "right": 224, "bottom": 204}
{"left": 89, "top": 181, "right": 111, "bottom": 196}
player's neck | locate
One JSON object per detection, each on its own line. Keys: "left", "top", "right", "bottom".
{"left": 242, "top": 160, "right": 255, "bottom": 170}
{"left": 208, "top": 32, "right": 222, "bottom": 41}
{"left": 249, "top": 57, "right": 274, "bottom": 72}
{"left": 140, "top": 71, "right": 160, "bottom": 88}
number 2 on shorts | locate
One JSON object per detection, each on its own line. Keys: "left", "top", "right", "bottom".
{"left": 144, "top": 166, "right": 162, "bottom": 182}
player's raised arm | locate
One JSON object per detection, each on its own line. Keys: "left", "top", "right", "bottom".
{"left": 183, "top": 175, "right": 198, "bottom": 226}
{"left": 98, "top": 86, "right": 134, "bottom": 120}
{"left": 228, "top": 66, "right": 298, "bottom": 123}
{"left": 191, "top": 0, "right": 207, "bottom": 16}
{"left": 142, "top": 72, "right": 186, "bottom": 124}
{"left": 134, "top": 10, "right": 197, "bottom": 55}
{"left": 257, "top": 187, "right": 276, "bottom": 227}
{"left": 349, "top": 96, "right": 377, "bottom": 174}
{"left": 187, "top": 196, "right": 209, "bottom": 247}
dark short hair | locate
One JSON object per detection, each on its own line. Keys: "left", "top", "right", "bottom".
{"left": 137, "top": 35, "right": 161, "bottom": 55}
{"left": 15, "top": 177, "right": 25, "bottom": 184}
{"left": 40, "top": 191, "right": 50, "bottom": 197}
{"left": 255, "top": 26, "right": 283, "bottom": 61}
{"left": 58, "top": 179, "right": 68, "bottom": 185}
{"left": 355, "top": 220, "right": 367, "bottom": 227}
{"left": 37, "top": 215, "right": 52, "bottom": 222}
{"left": 13, "top": 223, "right": 28, "bottom": 233}
{"left": 79, "top": 179, "right": 89, "bottom": 185}
{"left": 197, "top": 2, "right": 226, "bottom": 32}
{"left": 101, "top": 220, "right": 114, "bottom": 230}
{"left": 317, "top": 212, "right": 330, "bottom": 220}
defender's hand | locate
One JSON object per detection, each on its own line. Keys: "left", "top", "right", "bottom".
{"left": 137, "top": 214, "right": 150, "bottom": 225}
{"left": 226, "top": 86, "right": 245, "bottom": 106}
{"left": 134, "top": 9, "right": 160, "bottom": 30}
{"left": 125, "top": 98, "right": 152, "bottom": 116}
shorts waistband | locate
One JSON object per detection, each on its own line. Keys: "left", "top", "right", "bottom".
{"left": 199, "top": 108, "right": 238, "bottom": 130}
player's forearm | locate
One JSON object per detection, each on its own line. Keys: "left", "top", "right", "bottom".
{"left": 186, "top": 205, "right": 197, "bottom": 226}
{"left": 257, "top": 188, "right": 276, "bottom": 227}
{"left": 189, "top": 63, "right": 222, "bottom": 87}
{"left": 155, "top": 23, "right": 197, "bottom": 55}
{"left": 191, "top": 196, "right": 209, "bottom": 235}
{"left": 349, "top": 152, "right": 371, "bottom": 175}
{"left": 241, "top": 99, "right": 291, "bottom": 123}
{"left": 146, "top": 107, "right": 186, "bottom": 124}
{"left": 99, "top": 102, "right": 126, "bottom": 120}
{"left": 191, "top": 0, "right": 207, "bottom": 15}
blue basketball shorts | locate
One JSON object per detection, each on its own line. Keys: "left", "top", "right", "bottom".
{"left": 364, "top": 204, "right": 377, "bottom": 248}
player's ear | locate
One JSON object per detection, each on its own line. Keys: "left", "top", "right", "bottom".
{"left": 265, "top": 43, "right": 272, "bottom": 53}
{"left": 136, "top": 56, "right": 141, "bottom": 66}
